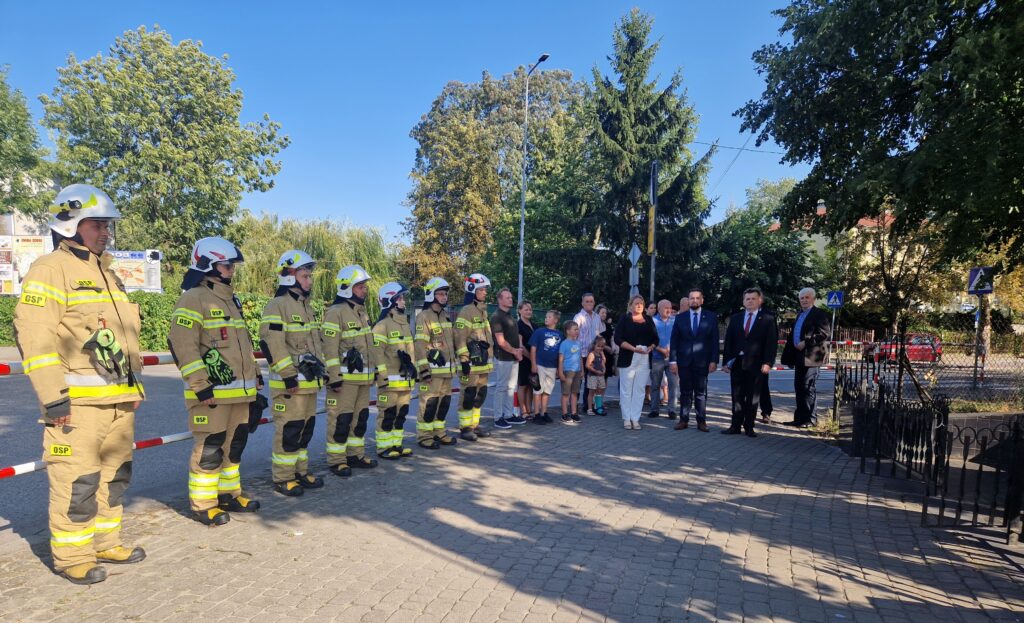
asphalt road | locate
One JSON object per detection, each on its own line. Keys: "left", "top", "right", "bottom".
{"left": 0, "top": 357, "right": 833, "bottom": 556}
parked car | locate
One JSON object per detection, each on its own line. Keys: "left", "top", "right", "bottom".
{"left": 867, "top": 334, "right": 943, "bottom": 363}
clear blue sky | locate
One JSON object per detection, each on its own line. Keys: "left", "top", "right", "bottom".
{"left": 0, "top": 1, "right": 808, "bottom": 239}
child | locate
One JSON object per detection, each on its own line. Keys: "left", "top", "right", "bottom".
{"left": 585, "top": 335, "right": 608, "bottom": 416}
{"left": 528, "top": 310, "right": 562, "bottom": 424}
{"left": 558, "top": 320, "right": 583, "bottom": 424}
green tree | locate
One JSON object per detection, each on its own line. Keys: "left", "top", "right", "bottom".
{"left": 41, "top": 26, "right": 289, "bottom": 269}
{"left": 0, "top": 68, "right": 52, "bottom": 217}
{"left": 404, "top": 70, "right": 584, "bottom": 285}
{"left": 737, "top": 0, "right": 1024, "bottom": 264}
{"left": 702, "top": 179, "right": 817, "bottom": 314}
{"left": 225, "top": 211, "right": 397, "bottom": 318}
{"left": 586, "top": 9, "right": 714, "bottom": 308}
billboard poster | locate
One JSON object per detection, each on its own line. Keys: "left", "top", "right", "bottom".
{"left": 109, "top": 250, "right": 162, "bottom": 293}
{"left": 12, "top": 236, "right": 49, "bottom": 294}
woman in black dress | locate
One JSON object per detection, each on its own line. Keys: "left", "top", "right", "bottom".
{"left": 516, "top": 300, "right": 537, "bottom": 420}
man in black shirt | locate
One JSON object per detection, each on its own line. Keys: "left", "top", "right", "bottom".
{"left": 491, "top": 288, "right": 525, "bottom": 428}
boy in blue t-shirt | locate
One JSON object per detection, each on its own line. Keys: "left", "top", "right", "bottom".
{"left": 558, "top": 320, "right": 583, "bottom": 424}
{"left": 528, "top": 310, "right": 562, "bottom": 424}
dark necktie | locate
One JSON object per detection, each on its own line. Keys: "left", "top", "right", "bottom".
{"left": 744, "top": 313, "right": 753, "bottom": 336}
{"left": 692, "top": 312, "right": 698, "bottom": 336}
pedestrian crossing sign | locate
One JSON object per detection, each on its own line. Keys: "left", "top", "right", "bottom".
{"left": 826, "top": 290, "right": 844, "bottom": 309}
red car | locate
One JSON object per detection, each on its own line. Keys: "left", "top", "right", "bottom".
{"left": 868, "top": 334, "right": 943, "bottom": 363}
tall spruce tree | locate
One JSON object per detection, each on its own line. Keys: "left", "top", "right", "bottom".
{"left": 587, "top": 9, "right": 714, "bottom": 305}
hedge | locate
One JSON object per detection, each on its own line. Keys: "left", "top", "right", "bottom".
{"left": 0, "top": 291, "right": 327, "bottom": 352}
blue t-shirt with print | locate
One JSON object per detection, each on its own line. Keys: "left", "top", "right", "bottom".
{"left": 559, "top": 339, "right": 582, "bottom": 372}
{"left": 528, "top": 327, "right": 562, "bottom": 368}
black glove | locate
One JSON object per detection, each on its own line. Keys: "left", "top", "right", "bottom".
{"left": 329, "top": 380, "right": 343, "bottom": 392}
{"left": 468, "top": 340, "right": 489, "bottom": 366}
{"left": 529, "top": 373, "right": 541, "bottom": 392}
{"left": 203, "top": 348, "right": 236, "bottom": 386}
{"left": 461, "top": 361, "right": 471, "bottom": 376}
{"left": 419, "top": 367, "right": 432, "bottom": 382}
{"left": 283, "top": 376, "right": 299, "bottom": 392}
{"left": 195, "top": 385, "right": 216, "bottom": 402}
{"left": 344, "top": 348, "right": 364, "bottom": 373}
{"left": 296, "top": 353, "right": 327, "bottom": 381}
{"left": 397, "top": 351, "right": 417, "bottom": 381}
{"left": 426, "top": 348, "right": 447, "bottom": 368}
{"left": 43, "top": 398, "right": 71, "bottom": 425}
{"left": 248, "top": 393, "right": 268, "bottom": 432}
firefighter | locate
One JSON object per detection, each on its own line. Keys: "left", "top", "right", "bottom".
{"left": 13, "top": 184, "right": 146, "bottom": 584}
{"left": 371, "top": 282, "right": 417, "bottom": 459}
{"left": 321, "top": 265, "right": 378, "bottom": 474}
{"left": 413, "top": 277, "right": 459, "bottom": 449}
{"left": 168, "top": 237, "right": 263, "bottom": 526}
{"left": 259, "top": 250, "right": 328, "bottom": 496}
{"left": 453, "top": 273, "right": 495, "bottom": 441}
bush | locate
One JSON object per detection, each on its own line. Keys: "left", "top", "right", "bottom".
{"left": 129, "top": 291, "right": 178, "bottom": 351}
{"left": 0, "top": 296, "right": 16, "bottom": 347}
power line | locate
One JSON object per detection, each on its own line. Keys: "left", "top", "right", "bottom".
{"left": 690, "top": 140, "right": 786, "bottom": 155}
{"left": 709, "top": 133, "right": 754, "bottom": 193}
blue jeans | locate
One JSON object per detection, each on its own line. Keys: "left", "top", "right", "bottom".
{"left": 649, "top": 358, "right": 677, "bottom": 414}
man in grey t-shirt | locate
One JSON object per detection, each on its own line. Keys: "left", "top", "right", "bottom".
{"left": 491, "top": 288, "right": 524, "bottom": 428}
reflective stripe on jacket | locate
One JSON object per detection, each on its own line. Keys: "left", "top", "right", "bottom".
{"left": 167, "top": 277, "right": 259, "bottom": 405}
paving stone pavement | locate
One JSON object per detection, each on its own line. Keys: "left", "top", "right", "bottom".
{"left": 1, "top": 388, "right": 1023, "bottom": 623}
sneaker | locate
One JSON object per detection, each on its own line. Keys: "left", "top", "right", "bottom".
{"left": 647, "top": 410, "right": 660, "bottom": 418}
{"left": 493, "top": 417, "right": 512, "bottom": 429}
{"left": 667, "top": 411, "right": 677, "bottom": 420}
{"left": 561, "top": 414, "right": 572, "bottom": 424}
{"left": 571, "top": 413, "right": 582, "bottom": 423}
{"left": 533, "top": 413, "right": 548, "bottom": 425}
{"left": 507, "top": 415, "right": 527, "bottom": 425}
{"left": 541, "top": 413, "right": 555, "bottom": 424}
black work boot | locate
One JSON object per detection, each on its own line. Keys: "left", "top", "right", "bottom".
{"left": 218, "top": 494, "right": 261, "bottom": 512}
{"left": 194, "top": 508, "right": 231, "bottom": 526}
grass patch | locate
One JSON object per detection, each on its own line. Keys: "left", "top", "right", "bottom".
{"left": 947, "top": 398, "right": 1024, "bottom": 413}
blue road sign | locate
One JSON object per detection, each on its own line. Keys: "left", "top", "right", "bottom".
{"left": 826, "top": 290, "right": 844, "bottom": 309}
{"left": 968, "top": 266, "right": 994, "bottom": 295}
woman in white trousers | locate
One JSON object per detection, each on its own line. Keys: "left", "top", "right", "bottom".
{"left": 614, "top": 295, "right": 659, "bottom": 430}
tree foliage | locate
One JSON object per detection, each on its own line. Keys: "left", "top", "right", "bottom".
{"left": 701, "top": 179, "right": 817, "bottom": 314}
{"left": 737, "top": 0, "right": 1024, "bottom": 265}
{"left": 41, "top": 26, "right": 289, "bottom": 267}
{"left": 403, "top": 69, "right": 584, "bottom": 285}
{"left": 0, "top": 68, "right": 52, "bottom": 217}
{"left": 226, "top": 211, "right": 397, "bottom": 318}
{"left": 587, "top": 9, "right": 714, "bottom": 306}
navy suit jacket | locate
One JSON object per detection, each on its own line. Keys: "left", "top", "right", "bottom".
{"left": 669, "top": 309, "right": 720, "bottom": 369}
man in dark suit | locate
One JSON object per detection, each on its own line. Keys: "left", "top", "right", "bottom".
{"left": 669, "top": 288, "right": 719, "bottom": 432}
{"left": 780, "top": 287, "right": 831, "bottom": 427}
{"left": 721, "top": 287, "right": 779, "bottom": 437}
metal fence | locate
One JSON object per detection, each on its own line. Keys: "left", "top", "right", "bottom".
{"left": 833, "top": 361, "right": 1024, "bottom": 545}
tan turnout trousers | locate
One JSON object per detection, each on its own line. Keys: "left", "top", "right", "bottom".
{"left": 187, "top": 402, "right": 249, "bottom": 511}
{"left": 44, "top": 403, "right": 134, "bottom": 570}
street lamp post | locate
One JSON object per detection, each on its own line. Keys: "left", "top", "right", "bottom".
{"left": 517, "top": 52, "right": 550, "bottom": 304}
